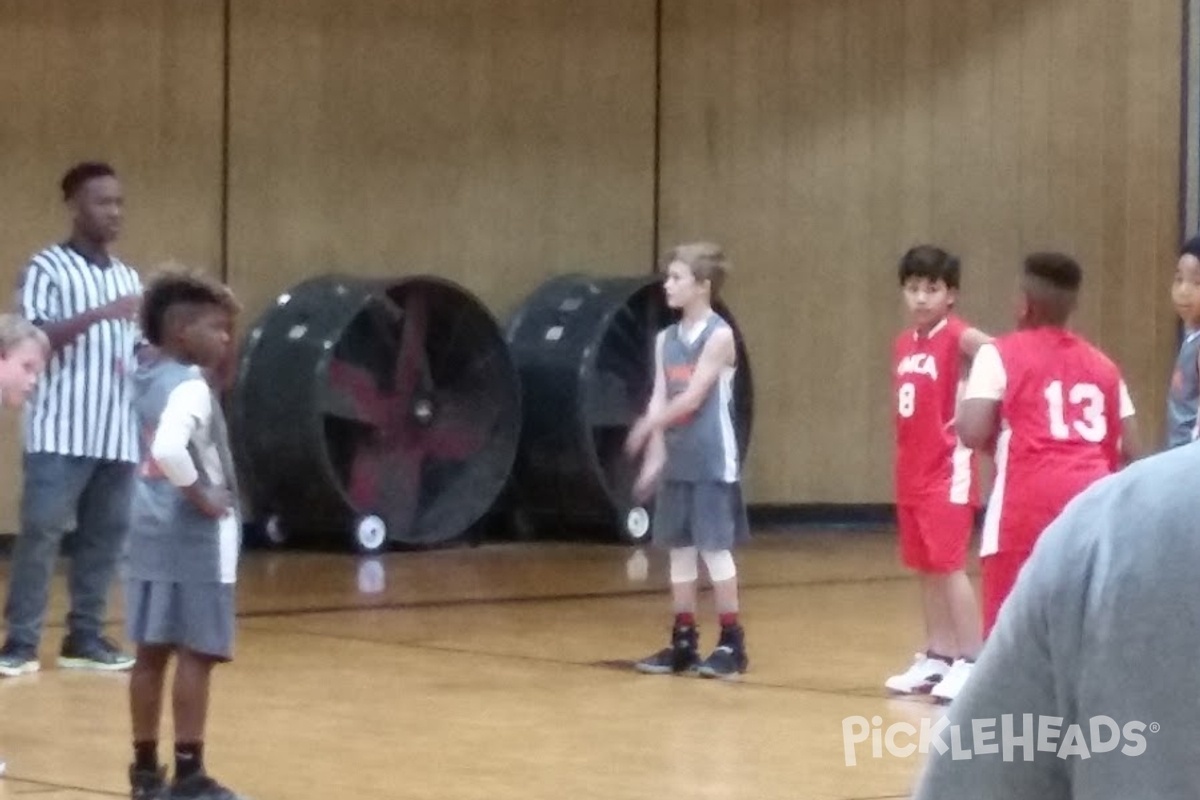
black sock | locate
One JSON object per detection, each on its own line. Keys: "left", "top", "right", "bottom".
{"left": 174, "top": 742, "right": 204, "bottom": 781}
{"left": 134, "top": 740, "right": 158, "bottom": 772}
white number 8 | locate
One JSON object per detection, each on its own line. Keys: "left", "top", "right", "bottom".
{"left": 898, "top": 382, "right": 916, "bottom": 418}
{"left": 1044, "top": 380, "right": 1107, "bottom": 443}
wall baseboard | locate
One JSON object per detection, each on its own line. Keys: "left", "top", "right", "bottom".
{"left": 0, "top": 504, "right": 903, "bottom": 558}
{"left": 748, "top": 503, "right": 896, "bottom": 529}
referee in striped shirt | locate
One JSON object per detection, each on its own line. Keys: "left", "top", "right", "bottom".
{"left": 0, "top": 162, "right": 143, "bottom": 676}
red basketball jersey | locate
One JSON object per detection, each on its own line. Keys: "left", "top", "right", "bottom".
{"left": 892, "top": 315, "right": 975, "bottom": 505}
{"left": 980, "top": 328, "right": 1124, "bottom": 556}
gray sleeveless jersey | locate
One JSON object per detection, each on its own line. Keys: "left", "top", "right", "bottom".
{"left": 1166, "top": 329, "right": 1200, "bottom": 448}
{"left": 659, "top": 313, "right": 739, "bottom": 483}
{"left": 127, "top": 356, "right": 240, "bottom": 583}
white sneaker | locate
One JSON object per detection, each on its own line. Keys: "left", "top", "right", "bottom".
{"left": 885, "top": 652, "right": 951, "bottom": 694}
{"left": 931, "top": 658, "right": 974, "bottom": 703}
{"left": 1, "top": 759, "right": 6, "bottom": 775}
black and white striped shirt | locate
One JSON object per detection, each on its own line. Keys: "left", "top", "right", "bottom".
{"left": 19, "top": 243, "right": 143, "bottom": 462}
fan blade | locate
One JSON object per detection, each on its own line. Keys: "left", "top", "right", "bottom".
{"left": 429, "top": 304, "right": 472, "bottom": 382}
{"left": 587, "top": 370, "right": 641, "bottom": 428}
{"left": 604, "top": 309, "right": 655, "bottom": 389}
{"left": 420, "top": 392, "right": 493, "bottom": 460}
{"left": 346, "top": 443, "right": 384, "bottom": 510}
{"left": 433, "top": 348, "right": 501, "bottom": 399}
{"left": 600, "top": 315, "right": 646, "bottom": 375}
{"left": 325, "top": 359, "right": 390, "bottom": 428}
{"left": 344, "top": 431, "right": 424, "bottom": 543}
{"left": 394, "top": 287, "right": 429, "bottom": 399}
{"left": 374, "top": 449, "right": 423, "bottom": 542}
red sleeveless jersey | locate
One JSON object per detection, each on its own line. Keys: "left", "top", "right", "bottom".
{"left": 980, "top": 328, "right": 1123, "bottom": 556}
{"left": 892, "top": 315, "right": 975, "bottom": 505}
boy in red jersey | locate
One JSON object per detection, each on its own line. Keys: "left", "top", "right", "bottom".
{"left": 886, "top": 246, "right": 991, "bottom": 701}
{"left": 952, "top": 251, "right": 1141, "bottom": 702}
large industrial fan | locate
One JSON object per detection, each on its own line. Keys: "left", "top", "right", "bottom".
{"left": 229, "top": 274, "right": 521, "bottom": 554}
{"left": 504, "top": 274, "right": 753, "bottom": 544}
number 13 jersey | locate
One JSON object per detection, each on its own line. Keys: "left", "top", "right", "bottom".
{"left": 964, "top": 327, "right": 1134, "bottom": 556}
{"left": 892, "top": 315, "right": 976, "bottom": 506}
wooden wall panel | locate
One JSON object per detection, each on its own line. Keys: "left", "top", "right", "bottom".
{"left": 0, "top": 1, "right": 225, "bottom": 531}
{"left": 0, "top": 0, "right": 1184, "bottom": 523}
{"left": 658, "top": 0, "right": 1182, "bottom": 504}
{"left": 225, "top": 0, "right": 657, "bottom": 323}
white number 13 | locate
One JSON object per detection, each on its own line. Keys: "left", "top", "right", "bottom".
{"left": 1044, "top": 380, "right": 1107, "bottom": 443}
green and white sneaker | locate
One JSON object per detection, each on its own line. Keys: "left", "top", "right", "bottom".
{"left": 58, "top": 635, "right": 135, "bottom": 672}
{"left": 0, "top": 643, "right": 40, "bottom": 677}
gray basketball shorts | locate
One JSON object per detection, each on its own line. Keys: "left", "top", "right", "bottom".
{"left": 125, "top": 579, "right": 237, "bottom": 662}
{"left": 651, "top": 480, "right": 750, "bottom": 551}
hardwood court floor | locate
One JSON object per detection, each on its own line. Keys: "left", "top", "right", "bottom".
{"left": 0, "top": 528, "right": 976, "bottom": 800}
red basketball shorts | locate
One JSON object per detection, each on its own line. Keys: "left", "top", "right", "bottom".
{"left": 981, "top": 549, "right": 1032, "bottom": 639}
{"left": 896, "top": 500, "right": 974, "bottom": 574}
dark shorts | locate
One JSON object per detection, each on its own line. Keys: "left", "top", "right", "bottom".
{"left": 124, "top": 579, "right": 237, "bottom": 662}
{"left": 651, "top": 480, "right": 750, "bottom": 551}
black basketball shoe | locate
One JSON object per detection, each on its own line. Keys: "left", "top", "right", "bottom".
{"left": 129, "top": 765, "right": 167, "bottom": 800}
{"left": 697, "top": 624, "right": 749, "bottom": 679}
{"left": 635, "top": 624, "right": 701, "bottom": 675}
{"left": 169, "top": 772, "right": 250, "bottom": 800}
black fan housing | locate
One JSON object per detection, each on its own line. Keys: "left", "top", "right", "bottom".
{"left": 229, "top": 274, "right": 521, "bottom": 553}
{"left": 504, "top": 273, "right": 753, "bottom": 543}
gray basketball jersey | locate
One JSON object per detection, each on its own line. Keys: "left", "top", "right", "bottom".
{"left": 127, "top": 356, "right": 240, "bottom": 583}
{"left": 659, "top": 313, "right": 739, "bottom": 483}
{"left": 1166, "top": 328, "right": 1200, "bottom": 448}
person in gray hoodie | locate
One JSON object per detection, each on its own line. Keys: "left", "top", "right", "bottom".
{"left": 123, "top": 270, "right": 245, "bottom": 800}
{"left": 912, "top": 442, "right": 1199, "bottom": 798}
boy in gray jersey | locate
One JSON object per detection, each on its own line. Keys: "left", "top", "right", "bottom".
{"left": 912, "top": 443, "right": 1200, "bottom": 799}
{"left": 124, "top": 271, "right": 246, "bottom": 800}
{"left": 0, "top": 313, "right": 50, "bottom": 776}
{"left": 1167, "top": 235, "right": 1200, "bottom": 448}
{"left": 0, "top": 315, "right": 48, "bottom": 409}
{"left": 625, "top": 242, "right": 750, "bottom": 679}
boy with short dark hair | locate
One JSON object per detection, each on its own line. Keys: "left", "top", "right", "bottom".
{"left": 954, "top": 252, "right": 1141, "bottom": 701}
{"left": 1166, "top": 235, "right": 1200, "bottom": 448}
{"left": 124, "top": 270, "right": 246, "bottom": 800}
{"left": 886, "top": 245, "right": 991, "bottom": 702}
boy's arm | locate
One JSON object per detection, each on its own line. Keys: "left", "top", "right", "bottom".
{"left": 624, "top": 331, "right": 667, "bottom": 457}
{"left": 959, "top": 326, "right": 993, "bottom": 359}
{"left": 631, "top": 333, "right": 668, "bottom": 501}
{"left": 1193, "top": 348, "right": 1200, "bottom": 444}
{"left": 957, "top": 342, "right": 1004, "bottom": 450}
{"left": 1117, "top": 379, "right": 1143, "bottom": 464}
{"left": 636, "top": 327, "right": 736, "bottom": 435}
{"left": 151, "top": 379, "right": 231, "bottom": 518}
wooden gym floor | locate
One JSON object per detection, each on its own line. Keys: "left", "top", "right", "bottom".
{"left": 0, "top": 527, "right": 972, "bottom": 800}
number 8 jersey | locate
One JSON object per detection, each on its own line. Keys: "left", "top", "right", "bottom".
{"left": 964, "top": 327, "right": 1134, "bottom": 556}
{"left": 892, "top": 315, "right": 976, "bottom": 506}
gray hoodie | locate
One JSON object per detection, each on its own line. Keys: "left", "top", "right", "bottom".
{"left": 127, "top": 353, "right": 240, "bottom": 584}
{"left": 913, "top": 442, "right": 1200, "bottom": 798}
